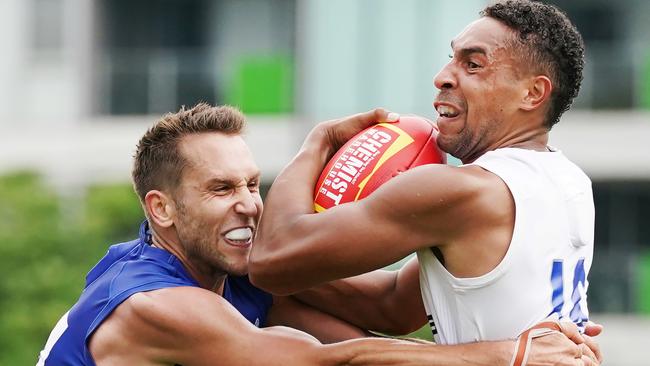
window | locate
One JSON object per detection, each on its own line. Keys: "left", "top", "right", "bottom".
{"left": 547, "top": 0, "right": 650, "bottom": 109}
{"left": 95, "top": 0, "right": 296, "bottom": 115}
{"left": 589, "top": 181, "right": 650, "bottom": 313}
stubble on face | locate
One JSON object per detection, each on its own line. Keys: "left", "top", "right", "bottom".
{"left": 438, "top": 113, "right": 499, "bottom": 163}
{"left": 170, "top": 133, "right": 260, "bottom": 280}
{"left": 435, "top": 19, "right": 524, "bottom": 163}
{"left": 174, "top": 198, "right": 248, "bottom": 278}
{"left": 435, "top": 87, "right": 499, "bottom": 163}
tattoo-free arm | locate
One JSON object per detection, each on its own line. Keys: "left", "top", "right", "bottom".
{"left": 90, "top": 287, "right": 595, "bottom": 365}
{"left": 249, "top": 138, "right": 476, "bottom": 295}
{"left": 293, "top": 257, "right": 427, "bottom": 335}
{"left": 89, "top": 286, "right": 519, "bottom": 366}
{"left": 267, "top": 295, "right": 371, "bottom": 343}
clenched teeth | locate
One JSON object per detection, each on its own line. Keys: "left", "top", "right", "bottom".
{"left": 225, "top": 227, "right": 252, "bottom": 241}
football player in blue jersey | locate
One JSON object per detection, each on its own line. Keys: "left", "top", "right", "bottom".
{"left": 40, "top": 103, "right": 598, "bottom": 366}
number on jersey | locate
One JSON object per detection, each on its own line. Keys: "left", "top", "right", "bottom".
{"left": 549, "top": 258, "right": 589, "bottom": 329}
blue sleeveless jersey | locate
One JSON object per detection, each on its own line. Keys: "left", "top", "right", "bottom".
{"left": 38, "top": 222, "right": 273, "bottom": 366}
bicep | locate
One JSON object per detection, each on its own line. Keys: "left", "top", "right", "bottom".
{"left": 281, "top": 166, "right": 465, "bottom": 278}
{"left": 387, "top": 257, "right": 427, "bottom": 333}
{"left": 94, "top": 288, "right": 331, "bottom": 366}
{"left": 251, "top": 164, "right": 485, "bottom": 294}
{"left": 171, "top": 293, "right": 328, "bottom": 366}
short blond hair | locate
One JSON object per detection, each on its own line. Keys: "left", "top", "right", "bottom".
{"left": 132, "top": 103, "right": 246, "bottom": 202}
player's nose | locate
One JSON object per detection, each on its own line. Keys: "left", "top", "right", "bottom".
{"left": 234, "top": 188, "right": 259, "bottom": 217}
{"left": 434, "top": 62, "right": 457, "bottom": 90}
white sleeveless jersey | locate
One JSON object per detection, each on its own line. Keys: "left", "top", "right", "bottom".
{"left": 417, "top": 147, "right": 594, "bottom": 344}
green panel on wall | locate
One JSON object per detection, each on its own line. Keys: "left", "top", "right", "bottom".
{"left": 638, "top": 252, "right": 650, "bottom": 313}
{"left": 642, "top": 53, "right": 650, "bottom": 110}
{"left": 227, "top": 56, "right": 294, "bottom": 114}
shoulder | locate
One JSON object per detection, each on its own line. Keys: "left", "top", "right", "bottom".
{"left": 89, "top": 287, "right": 244, "bottom": 363}
{"left": 120, "top": 286, "right": 238, "bottom": 337}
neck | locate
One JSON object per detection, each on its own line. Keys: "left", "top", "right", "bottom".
{"left": 150, "top": 227, "right": 227, "bottom": 294}
{"left": 461, "top": 126, "right": 550, "bottom": 164}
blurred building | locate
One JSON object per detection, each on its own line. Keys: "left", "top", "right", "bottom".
{"left": 0, "top": 0, "right": 649, "bottom": 358}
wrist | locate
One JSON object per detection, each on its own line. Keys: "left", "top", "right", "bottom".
{"left": 301, "top": 123, "right": 336, "bottom": 162}
{"left": 500, "top": 340, "right": 516, "bottom": 366}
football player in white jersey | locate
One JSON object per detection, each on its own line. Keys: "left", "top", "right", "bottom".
{"left": 250, "top": 0, "right": 603, "bottom": 364}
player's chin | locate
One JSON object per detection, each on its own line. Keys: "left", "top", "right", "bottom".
{"left": 222, "top": 249, "right": 252, "bottom": 274}
{"left": 435, "top": 133, "right": 456, "bottom": 155}
{"left": 227, "top": 261, "right": 250, "bottom": 277}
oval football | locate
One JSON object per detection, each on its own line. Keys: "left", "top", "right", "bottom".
{"left": 314, "top": 115, "right": 446, "bottom": 212}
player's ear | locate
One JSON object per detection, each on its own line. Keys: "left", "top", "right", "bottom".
{"left": 520, "top": 75, "right": 552, "bottom": 112}
{"left": 144, "top": 190, "right": 176, "bottom": 228}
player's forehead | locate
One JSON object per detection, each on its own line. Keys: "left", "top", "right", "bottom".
{"left": 180, "top": 132, "right": 260, "bottom": 184}
{"left": 451, "top": 17, "right": 515, "bottom": 56}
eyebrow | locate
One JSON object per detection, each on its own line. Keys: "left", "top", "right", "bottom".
{"left": 205, "top": 172, "right": 261, "bottom": 187}
{"left": 450, "top": 41, "right": 488, "bottom": 58}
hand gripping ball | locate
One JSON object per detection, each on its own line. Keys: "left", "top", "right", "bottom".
{"left": 314, "top": 115, "right": 446, "bottom": 212}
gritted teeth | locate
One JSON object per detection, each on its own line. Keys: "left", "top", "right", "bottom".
{"left": 225, "top": 227, "right": 253, "bottom": 241}
{"left": 436, "top": 105, "right": 460, "bottom": 118}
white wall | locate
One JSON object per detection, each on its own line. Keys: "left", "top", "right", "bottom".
{"left": 1, "top": 112, "right": 648, "bottom": 188}
{"left": 297, "top": 0, "right": 485, "bottom": 121}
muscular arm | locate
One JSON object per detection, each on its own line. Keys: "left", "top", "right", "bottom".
{"left": 89, "top": 287, "right": 326, "bottom": 366}
{"left": 293, "top": 257, "right": 427, "bottom": 335}
{"left": 87, "top": 286, "right": 504, "bottom": 366}
{"left": 88, "top": 286, "right": 595, "bottom": 366}
{"left": 267, "top": 295, "right": 372, "bottom": 343}
{"left": 249, "top": 112, "right": 500, "bottom": 294}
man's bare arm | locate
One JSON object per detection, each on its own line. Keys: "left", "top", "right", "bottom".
{"left": 89, "top": 286, "right": 597, "bottom": 366}
{"left": 293, "top": 257, "right": 427, "bottom": 335}
{"left": 249, "top": 110, "right": 499, "bottom": 294}
{"left": 267, "top": 295, "right": 371, "bottom": 344}
{"left": 89, "top": 287, "right": 325, "bottom": 366}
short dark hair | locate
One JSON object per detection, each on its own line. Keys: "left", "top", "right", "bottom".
{"left": 132, "top": 103, "right": 246, "bottom": 202}
{"left": 481, "top": 0, "right": 585, "bottom": 128}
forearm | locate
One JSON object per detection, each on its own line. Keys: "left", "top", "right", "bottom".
{"left": 294, "top": 259, "right": 426, "bottom": 335}
{"left": 294, "top": 274, "right": 406, "bottom": 335}
{"left": 263, "top": 126, "right": 332, "bottom": 221}
{"left": 267, "top": 296, "right": 370, "bottom": 344}
{"left": 294, "top": 280, "right": 384, "bottom": 331}
{"left": 249, "top": 126, "right": 334, "bottom": 292}
{"left": 328, "top": 338, "right": 513, "bottom": 366}
{"left": 249, "top": 111, "right": 414, "bottom": 294}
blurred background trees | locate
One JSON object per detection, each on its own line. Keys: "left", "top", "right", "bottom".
{"left": 0, "top": 172, "right": 142, "bottom": 364}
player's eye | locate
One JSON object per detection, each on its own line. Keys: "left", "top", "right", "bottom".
{"left": 248, "top": 181, "right": 260, "bottom": 192}
{"left": 212, "top": 185, "right": 231, "bottom": 194}
{"left": 467, "top": 61, "right": 481, "bottom": 69}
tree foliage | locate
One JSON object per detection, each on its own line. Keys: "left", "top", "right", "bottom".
{"left": 0, "top": 172, "right": 143, "bottom": 364}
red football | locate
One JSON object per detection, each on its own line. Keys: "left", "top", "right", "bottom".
{"left": 314, "top": 115, "right": 446, "bottom": 212}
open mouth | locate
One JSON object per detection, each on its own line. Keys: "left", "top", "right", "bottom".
{"left": 224, "top": 227, "right": 253, "bottom": 247}
{"left": 435, "top": 104, "right": 460, "bottom": 119}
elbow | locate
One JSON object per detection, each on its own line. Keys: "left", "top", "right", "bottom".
{"left": 377, "top": 302, "right": 428, "bottom": 336}
{"left": 378, "top": 313, "right": 427, "bottom": 336}
{"left": 248, "top": 246, "right": 300, "bottom": 296}
{"left": 250, "top": 219, "right": 318, "bottom": 295}
{"left": 389, "top": 316, "right": 427, "bottom": 336}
